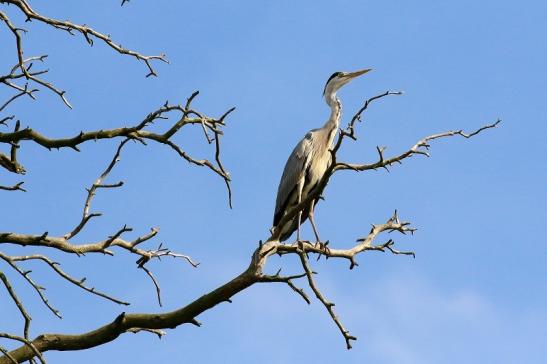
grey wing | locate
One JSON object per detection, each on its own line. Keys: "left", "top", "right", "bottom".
{"left": 273, "top": 131, "right": 314, "bottom": 227}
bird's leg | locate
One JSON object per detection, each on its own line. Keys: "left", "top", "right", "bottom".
{"left": 296, "top": 180, "right": 306, "bottom": 254}
{"left": 296, "top": 210, "right": 303, "bottom": 249}
{"left": 297, "top": 211, "right": 302, "bottom": 242}
{"left": 308, "top": 199, "right": 321, "bottom": 243}
{"left": 309, "top": 199, "right": 330, "bottom": 259}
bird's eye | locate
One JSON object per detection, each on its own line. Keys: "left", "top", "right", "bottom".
{"left": 324, "top": 71, "right": 343, "bottom": 94}
{"left": 327, "top": 72, "right": 341, "bottom": 83}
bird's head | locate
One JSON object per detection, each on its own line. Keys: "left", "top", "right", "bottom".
{"left": 323, "top": 69, "right": 372, "bottom": 100}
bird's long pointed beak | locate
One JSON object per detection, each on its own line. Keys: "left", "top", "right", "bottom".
{"left": 345, "top": 68, "right": 372, "bottom": 79}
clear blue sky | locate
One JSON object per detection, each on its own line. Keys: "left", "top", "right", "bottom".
{"left": 1, "top": 0, "right": 546, "bottom": 363}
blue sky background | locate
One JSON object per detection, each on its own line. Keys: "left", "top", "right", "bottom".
{"left": 1, "top": 0, "right": 546, "bottom": 363}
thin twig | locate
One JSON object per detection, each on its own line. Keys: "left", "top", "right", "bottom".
{"left": 0, "top": 252, "right": 61, "bottom": 318}
{"left": 0, "top": 181, "right": 25, "bottom": 191}
{"left": 8, "top": 254, "right": 129, "bottom": 305}
{"left": 0, "top": 333, "right": 46, "bottom": 364}
{"left": 0, "top": 271, "right": 32, "bottom": 338}
{"left": 297, "top": 251, "right": 356, "bottom": 349}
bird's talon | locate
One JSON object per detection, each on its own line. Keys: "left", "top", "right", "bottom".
{"left": 296, "top": 239, "right": 305, "bottom": 253}
{"left": 314, "top": 240, "right": 331, "bottom": 260}
{"left": 317, "top": 241, "right": 331, "bottom": 254}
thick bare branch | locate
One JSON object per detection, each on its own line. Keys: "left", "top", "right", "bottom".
{"left": 0, "top": 347, "right": 16, "bottom": 364}
{"left": 0, "top": 135, "right": 203, "bottom": 351}
{"left": 0, "top": 266, "right": 256, "bottom": 364}
{"left": 0, "top": 209, "right": 411, "bottom": 362}
{"left": 0, "top": 333, "right": 45, "bottom": 364}
{"left": 0, "top": 98, "right": 233, "bottom": 203}
{"left": 0, "top": 229, "right": 172, "bottom": 261}
{"left": 1, "top": 229, "right": 198, "bottom": 294}
{"left": 0, "top": 8, "right": 500, "bottom": 357}
{"left": 0, "top": 140, "right": 198, "bottom": 329}
{"left": 256, "top": 94, "right": 498, "bottom": 348}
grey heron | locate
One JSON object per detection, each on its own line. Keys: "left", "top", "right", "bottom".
{"left": 272, "top": 69, "right": 372, "bottom": 243}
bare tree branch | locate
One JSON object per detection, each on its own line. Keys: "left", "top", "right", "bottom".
{"left": 0, "top": 139, "right": 198, "bottom": 274}
{"left": 139, "top": 265, "right": 163, "bottom": 307}
{"left": 271, "top": 94, "right": 499, "bottom": 240}
{"left": 258, "top": 270, "right": 310, "bottom": 304}
{"left": 0, "top": 209, "right": 414, "bottom": 363}
{"left": 298, "top": 250, "right": 356, "bottom": 349}
{"left": 0, "top": 98, "right": 233, "bottom": 202}
{"left": 0, "top": 139, "right": 197, "bottom": 327}
{"left": 0, "top": 115, "right": 14, "bottom": 126}
{"left": 0, "top": 9, "right": 71, "bottom": 108}
{"left": 255, "top": 93, "right": 499, "bottom": 347}
{"left": 1, "top": 229, "right": 181, "bottom": 261}
{"left": 0, "top": 271, "right": 31, "bottom": 338}
{"left": 125, "top": 328, "right": 165, "bottom": 339}
{"left": 6, "top": 254, "right": 129, "bottom": 305}
{"left": 0, "top": 251, "right": 61, "bottom": 318}
{"left": 277, "top": 210, "right": 416, "bottom": 269}
{"left": 0, "top": 83, "right": 38, "bottom": 112}
{"left": 0, "top": 333, "right": 45, "bottom": 364}
{"left": 0, "top": 102, "right": 499, "bottom": 362}
{"left": 0, "top": 181, "right": 25, "bottom": 191}
{"left": 0, "top": 151, "right": 25, "bottom": 174}
{"left": 64, "top": 140, "right": 129, "bottom": 240}
{"left": 0, "top": 3, "right": 500, "bottom": 361}
{"left": 334, "top": 119, "right": 502, "bottom": 173}
{"left": 335, "top": 90, "right": 404, "bottom": 147}
{"left": 0, "top": 347, "right": 17, "bottom": 364}
{"left": 1, "top": 0, "right": 167, "bottom": 77}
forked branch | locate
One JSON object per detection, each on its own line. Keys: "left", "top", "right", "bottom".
{"left": 0, "top": 210, "right": 416, "bottom": 363}
{"left": 0, "top": 181, "right": 25, "bottom": 191}
{"left": 0, "top": 139, "right": 199, "bottom": 350}
{"left": 1, "top": 0, "right": 167, "bottom": 78}
{"left": 0, "top": 85, "right": 499, "bottom": 362}
{"left": 266, "top": 91, "right": 499, "bottom": 346}
{"left": 0, "top": 94, "right": 234, "bottom": 204}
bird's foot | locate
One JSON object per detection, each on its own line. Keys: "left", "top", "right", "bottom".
{"left": 296, "top": 239, "right": 310, "bottom": 259}
{"left": 315, "top": 240, "right": 331, "bottom": 261}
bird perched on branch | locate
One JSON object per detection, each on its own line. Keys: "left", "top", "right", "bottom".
{"left": 272, "top": 69, "right": 372, "bottom": 243}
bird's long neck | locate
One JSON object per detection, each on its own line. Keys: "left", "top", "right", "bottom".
{"left": 323, "top": 91, "right": 342, "bottom": 144}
